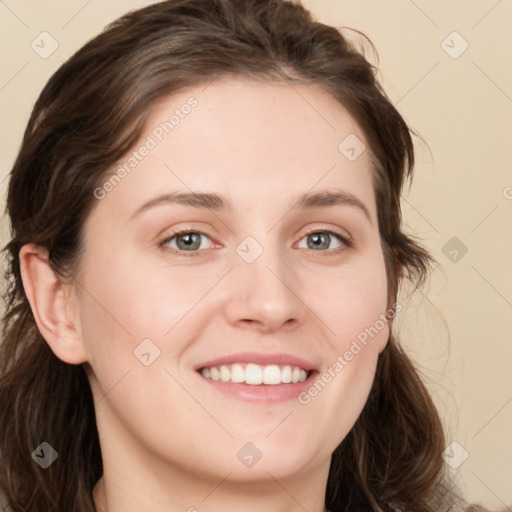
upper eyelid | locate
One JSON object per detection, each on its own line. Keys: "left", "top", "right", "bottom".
{"left": 301, "top": 225, "right": 351, "bottom": 241}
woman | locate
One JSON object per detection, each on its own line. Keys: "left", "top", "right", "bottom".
{"left": 0, "top": 0, "right": 498, "bottom": 511}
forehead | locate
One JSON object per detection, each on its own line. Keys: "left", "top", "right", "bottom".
{"left": 92, "top": 75, "right": 376, "bottom": 223}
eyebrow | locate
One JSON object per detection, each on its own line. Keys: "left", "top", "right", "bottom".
{"left": 130, "top": 189, "right": 372, "bottom": 224}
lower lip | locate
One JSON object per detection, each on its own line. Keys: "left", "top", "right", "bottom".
{"left": 197, "top": 371, "right": 317, "bottom": 403}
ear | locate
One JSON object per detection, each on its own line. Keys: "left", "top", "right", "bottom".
{"left": 19, "top": 243, "right": 88, "bottom": 365}
{"left": 377, "top": 322, "right": 391, "bottom": 354}
{"left": 379, "top": 260, "right": 404, "bottom": 353}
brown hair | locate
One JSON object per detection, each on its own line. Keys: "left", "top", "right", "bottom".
{"left": 0, "top": 1, "right": 494, "bottom": 511}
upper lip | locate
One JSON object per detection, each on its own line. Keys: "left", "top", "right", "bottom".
{"left": 194, "top": 351, "right": 317, "bottom": 372}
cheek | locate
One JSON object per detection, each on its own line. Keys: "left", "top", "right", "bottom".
{"left": 294, "top": 251, "right": 390, "bottom": 441}
{"left": 77, "top": 254, "right": 229, "bottom": 414}
{"left": 78, "top": 254, "right": 216, "bottom": 353}
{"left": 310, "top": 248, "right": 390, "bottom": 352}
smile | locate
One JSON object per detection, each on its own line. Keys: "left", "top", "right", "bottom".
{"left": 199, "top": 363, "right": 310, "bottom": 385}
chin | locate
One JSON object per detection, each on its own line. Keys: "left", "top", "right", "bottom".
{"left": 225, "top": 454, "right": 320, "bottom": 483}
{"left": 217, "top": 434, "right": 328, "bottom": 483}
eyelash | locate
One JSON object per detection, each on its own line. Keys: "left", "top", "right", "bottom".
{"left": 158, "top": 226, "right": 353, "bottom": 258}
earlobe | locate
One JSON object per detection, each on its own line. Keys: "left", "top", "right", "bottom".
{"left": 19, "top": 243, "right": 88, "bottom": 365}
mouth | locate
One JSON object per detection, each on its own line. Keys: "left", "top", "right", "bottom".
{"left": 198, "top": 363, "right": 312, "bottom": 385}
{"left": 194, "top": 352, "right": 318, "bottom": 403}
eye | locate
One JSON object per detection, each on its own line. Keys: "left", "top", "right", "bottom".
{"left": 160, "top": 230, "right": 213, "bottom": 254}
{"left": 297, "top": 230, "right": 350, "bottom": 252}
{"left": 159, "top": 227, "right": 351, "bottom": 257}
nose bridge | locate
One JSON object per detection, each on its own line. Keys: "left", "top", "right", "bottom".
{"left": 238, "top": 234, "right": 294, "bottom": 300}
{"left": 224, "top": 233, "right": 304, "bottom": 331}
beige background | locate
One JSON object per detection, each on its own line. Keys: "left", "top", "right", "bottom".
{"left": 0, "top": 0, "right": 511, "bottom": 509}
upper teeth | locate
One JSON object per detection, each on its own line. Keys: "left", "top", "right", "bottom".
{"left": 200, "top": 364, "right": 309, "bottom": 385}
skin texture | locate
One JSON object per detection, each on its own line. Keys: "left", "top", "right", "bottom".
{"left": 20, "top": 76, "right": 391, "bottom": 512}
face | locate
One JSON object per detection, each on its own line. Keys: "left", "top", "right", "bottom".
{"left": 76, "top": 76, "right": 390, "bottom": 486}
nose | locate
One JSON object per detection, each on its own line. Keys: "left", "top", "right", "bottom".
{"left": 223, "top": 245, "right": 306, "bottom": 333}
